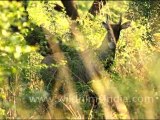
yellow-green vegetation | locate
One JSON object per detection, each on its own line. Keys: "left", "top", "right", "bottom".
{"left": 0, "top": 0, "right": 160, "bottom": 119}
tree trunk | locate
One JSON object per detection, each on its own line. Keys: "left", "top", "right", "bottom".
{"left": 89, "top": 0, "right": 107, "bottom": 16}
{"left": 61, "top": 0, "right": 79, "bottom": 20}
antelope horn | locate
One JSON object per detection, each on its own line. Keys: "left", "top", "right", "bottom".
{"left": 106, "top": 14, "right": 110, "bottom": 22}
{"left": 118, "top": 14, "right": 122, "bottom": 25}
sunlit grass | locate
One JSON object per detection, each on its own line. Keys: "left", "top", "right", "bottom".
{"left": 0, "top": 1, "right": 160, "bottom": 119}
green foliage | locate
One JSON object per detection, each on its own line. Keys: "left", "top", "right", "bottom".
{"left": 0, "top": 1, "right": 34, "bottom": 81}
{"left": 0, "top": 0, "right": 160, "bottom": 119}
{"left": 129, "top": 0, "right": 160, "bottom": 41}
{"left": 0, "top": 1, "right": 35, "bottom": 118}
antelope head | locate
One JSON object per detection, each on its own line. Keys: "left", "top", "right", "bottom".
{"left": 99, "top": 14, "right": 131, "bottom": 69}
{"left": 102, "top": 14, "right": 131, "bottom": 49}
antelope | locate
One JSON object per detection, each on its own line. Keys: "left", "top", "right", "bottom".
{"left": 40, "top": 15, "right": 131, "bottom": 113}
{"left": 98, "top": 15, "right": 131, "bottom": 69}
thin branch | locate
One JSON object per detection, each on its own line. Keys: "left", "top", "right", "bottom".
{"left": 53, "top": 3, "right": 64, "bottom": 12}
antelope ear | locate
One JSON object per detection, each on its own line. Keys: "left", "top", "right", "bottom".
{"left": 121, "top": 21, "right": 131, "bottom": 29}
{"left": 102, "top": 22, "right": 109, "bottom": 30}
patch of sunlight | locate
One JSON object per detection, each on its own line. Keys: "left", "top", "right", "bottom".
{"left": 153, "top": 33, "right": 160, "bottom": 41}
{"left": 4, "top": 46, "right": 13, "bottom": 53}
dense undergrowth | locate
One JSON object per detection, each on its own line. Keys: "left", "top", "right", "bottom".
{"left": 0, "top": 1, "right": 160, "bottom": 119}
